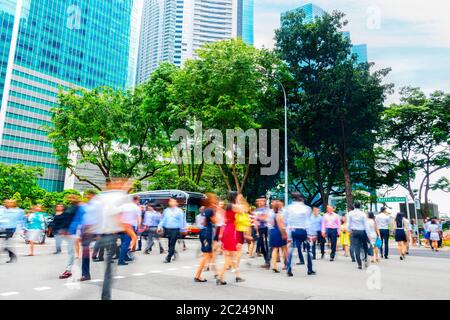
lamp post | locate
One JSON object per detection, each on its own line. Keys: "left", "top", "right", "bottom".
{"left": 257, "top": 66, "right": 289, "bottom": 206}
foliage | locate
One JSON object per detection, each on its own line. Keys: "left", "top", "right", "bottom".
{"left": 382, "top": 87, "right": 450, "bottom": 216}
{"left": 0, "top": 164, "right": 45, "bottom": 205}
{"left": 275, "top": 10, "right": 392, "bottom": 209}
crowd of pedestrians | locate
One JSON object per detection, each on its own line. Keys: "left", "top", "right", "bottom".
{"left": 0, "top": 184, "right": 447, "bottom": 299}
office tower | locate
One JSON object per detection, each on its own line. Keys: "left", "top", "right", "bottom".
{"left": 137, "top": 0, "right": 255, "bottom": 84}
{"left": 128, "top": 0, "right": 144, "bottom": 88}
{"left": 0, "top": 0, "right": 134, "bottom": 191}
{"left": 237, "top": 0, "right": 254, "bottom": 45}
{"left": 282, "top": 3, "right": 368, "bottom": 63}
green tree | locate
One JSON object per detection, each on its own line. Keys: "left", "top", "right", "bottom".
{"left": 0, "top": 163, "right": 45, "bottom": 203}
{"left": 48, "top": 85, "right": 171, "bottom": 190}
{"left": 275, "top": 10, "right": 392, "bottom": 209}
{"left": 172, "top": 39, "right": 282, "bottom": 193}
{"left": 382, "top": 87, "right": 450, "bottom": 216}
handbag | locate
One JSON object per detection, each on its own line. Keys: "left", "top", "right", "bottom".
{"left": 375, "top": 238, "right": 382, "bottom": 249}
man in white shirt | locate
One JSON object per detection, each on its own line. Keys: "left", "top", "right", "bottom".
{"left": 375, "top": 207, "right": 393, "bottom": 259}
{"left": 347, "top": 201, "right": 370, "bottom": 269}
{"left": 285, "top": 193, "right": 315, "bottom": 276}
{"left": 118, "top": 195, "right": 142, "bottom": 265}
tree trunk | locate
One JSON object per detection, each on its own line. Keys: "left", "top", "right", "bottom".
{"left": 339, "top": 117, "right": 353, "bottom": 209}
{"left": 423, "top": 173, "right": 431, "bottom": 217}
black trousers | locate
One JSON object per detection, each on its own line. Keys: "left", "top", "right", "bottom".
{"left": 0, "top": 229, "right": 16, "bottom": 261}
{"left": 257, "top": 227, "right": 269, "bottom": 264}
{"left": 95, "top": 234, "right": 119, "bottom": 300}
{"left": 351, "top": 230, "right": 368, "bottom": 267}
{"left": 379, "top": 229, "right": 390, "bottom": 258}
{"left": 326, "top": 228, "right": 338, "bottom": 259}
{"left": 165, "top": 228, "right": 180, "bottom": 262}
{"left": 311, "top": 231, "right": 325, "bottom": 259}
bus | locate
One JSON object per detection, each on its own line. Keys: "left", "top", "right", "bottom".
{"left": 134, "top": 190, "right": 205, "bottom": 237}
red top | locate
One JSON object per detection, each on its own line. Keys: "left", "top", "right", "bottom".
{"left": 221, "top": 209, "right": 238, "bottom": 251}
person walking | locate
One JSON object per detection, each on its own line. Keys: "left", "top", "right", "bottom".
{"left": 25, "top": 205, "right": 46, "bottom": 256}
{"left": 58, "top": 195, "right": 82, "bottom": 279}
{"left": 367, "top": 212, "right": 381, "bottom": 263}
{"left": 234, "top": 194, "right": 252, "bottom": 270}
{"left": 321, "top": 205, "right": 340, "bottom": 261}
{"left": 52, "top": 204, "right": 65, "bottom": 254}
{"left": 269, "top": 201, "right": 287, "bottom": 273}
{"left": 309, "top": 207, "right": 325, "bottom": 260}
{"left": 347, "top": 202, "right": 370, "bottom": 270}
{"left": 0, "top": 200, "right": 24, "bottom": 263}
{"left": 285, "top": 193, "right": 315, "bottom": 277}
{"left": 253, "top": 196, "right": 270, "bottom": 267}
{"left": 428, "top": 219, "right": 441, "bottom": 252}
{"left": 213, "top": 201, "right": 225, "bottom": 257}
{"left": 339, "top": 215, "right": 351, "bottom": 258}
{"left": 194, "top": 193, "right": 218, "bottom": 282}
{"left": 68, "top": 190, "right": 97, "bottom": 281}
{"left": 375, "top": 207, "right": 393, "bottom": 259}
{"left": 117, "top": 195, "right": 141, "bottom": 266}
{"left": 216, "top": 192, "right": 244, "bottom": 285}
{"left": 394, "top": 212, "right": 408, "bottom": 260}
{"left": 142, "top": 204, "right": 164, "bottom": 254}
{"left": 157, "top": 197, "right": 185, "bottom": 263}
{"left": 410, "top": 219, "right": 419, "bottom": 247}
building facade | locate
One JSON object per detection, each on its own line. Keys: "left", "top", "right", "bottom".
{"left": 0, "top": 0, "right": 134, "bottom": 191}
{"left": 137, "top": 0, "right": 254, "bottom": 84}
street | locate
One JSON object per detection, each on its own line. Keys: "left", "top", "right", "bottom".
{"left": 1, "top": 237, "right": 449, "bottom": 300}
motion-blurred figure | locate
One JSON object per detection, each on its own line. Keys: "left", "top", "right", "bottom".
{"left": 158, "top": 197, "right": 186, "bottom": 263}
{"left": 25, "top": 205, "right": 46, "bottom": 256}
{"left": 118, "top": 195, "right": 141, "bottom": 265}
{"left": 0, "top": 200, "right": 25, "bottom": 263}
{"left": 142, "top": 204, "right": 164, "bottom": 254}
{"left": 82, "top": 178, "right": 131, "bottom": 300}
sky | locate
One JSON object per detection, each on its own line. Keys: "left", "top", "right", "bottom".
{"left": 253, "top": 0, "right": 450, "bottom": 215}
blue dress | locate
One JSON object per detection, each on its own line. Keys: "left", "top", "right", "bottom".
{"left": 269, "top": 213, "right": 287, "bottom": 248}
{"left": 199, "top": 208, "right": 214, "bottom": 253}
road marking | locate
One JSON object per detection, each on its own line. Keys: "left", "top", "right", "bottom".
{"left": 150, "top": 270, "right": 162, "bottom": 274}
{"left": 167, "top": 268, "right": 178, "bottom": 271}
{"left": 34, "top": 287, "right": 51, "bottom": 291}
{"left": 132, "top": 273, "right": 145, "bottom": 277}
{"left": 90, "top": 279, "right": 103, "bottom": 283}
{"left": 1, "top": 292, "right": 19, "bottom": 297}
{"left": 114, "top": 276, "right": 126, "bottom": 279}
{"left": 182, "top": 266, "right": 192, "bottom": 269}
{"left": 64, "top": 283, "right": 79, "bottom": 287}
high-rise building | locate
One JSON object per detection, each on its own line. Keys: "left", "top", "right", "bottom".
{"left": 282, "top": 3, "right": 368, "bottom": 63}
{"left": 127, "top": 0, "right": 144, "bottom": 88}
{"left": 237, "top": 0, "right": 254, "bottom": 45}
{"left": 137, "top": 0, "right": 254, "bottom": 84}
{"left": 0, "top": 0, "right": 135, "bottom": 191}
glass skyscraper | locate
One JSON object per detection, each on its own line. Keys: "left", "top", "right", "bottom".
{"left": 137, "top": 0, "right": 255, "bottom": 84}
{"left": 0, "top": 0, "right": 134, "bottom": 191}
{"left": 282, "top": 3, "right": 368, "bottom": 63}
{"left": 237, "top": 0, "right": 254, "bottom": 45}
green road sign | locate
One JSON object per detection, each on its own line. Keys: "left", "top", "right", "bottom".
{"left": 377, "top": 197, "right": 407, "bottom": 203}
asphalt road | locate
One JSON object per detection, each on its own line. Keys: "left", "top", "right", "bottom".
{"left": 0, "top": 237, "right": 449, "bottom": 300}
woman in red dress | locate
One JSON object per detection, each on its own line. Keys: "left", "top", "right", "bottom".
{"left": 216, "top": 192, "right": 244, "bottom": 285}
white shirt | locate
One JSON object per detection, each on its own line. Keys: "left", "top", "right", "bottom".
{"left": 86, "top": 191, "right": 130, "bottom": 234}
{"left": 284, "top": 202, "right": 311, "bottom": 230}
{"left": 347, "top": 209, "right": 369, "bottom": 232}
{"left": 119, "top": 202, "right": 141, "bottom": 227}
{"left": 375, "top": 213, "right": 393, "bottom": 230}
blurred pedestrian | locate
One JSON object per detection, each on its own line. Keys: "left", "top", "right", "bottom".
{"left": 58, "top": 195, "right": 82, "bottom": 279}
{"left": 25, "top": 205, "right": 46, "bottom": 256}
{"left": 285, "top": 193, "right": 315, "bottom": 277}
{"left": 142, "top": 204, "right": 164, "bottom": 254}
{"left": 321, "top": 205, "right": 340, "bottom": 262}
{"left": 52, "top": 204, "right": 65, "bottom": 254}
{"left": 117, "top": 195, "right": 141, "bottom": 266}
{"left": 428, "top": 219, "right": 441, "bottom": 252}
{"left": 367, "top": 212, "right": 381, "bottom": 263}
{"left": 375, "top": 207, "right": 393, "bottom": 259}
{"left": 339, "top": 215, "right": 350, "bottom": 258}
{"left": 194, "top": 193, "right": 218, "bottom": 282}
{"left": 394, "top": 212, "right": 408, "bottom": 260}
{"left": 157, "top": 197, "right": 185, "bottom": 263}
{"left": 0, "top": 200, "right": 24, "bottom": 263}
{"left": 253, "top": 196, "right": 270, "bottom": 267}
{"left": 348, "top": 202, "right": 369, "bottom": 269}
{"left": 309, "top": 207, "right": 324, "bottom": 260}
{"left": 269, "top": 201, "right": 287, "bottom": 273}
{"left": 216, "top": 192, "right": 244, "bottom": 285}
